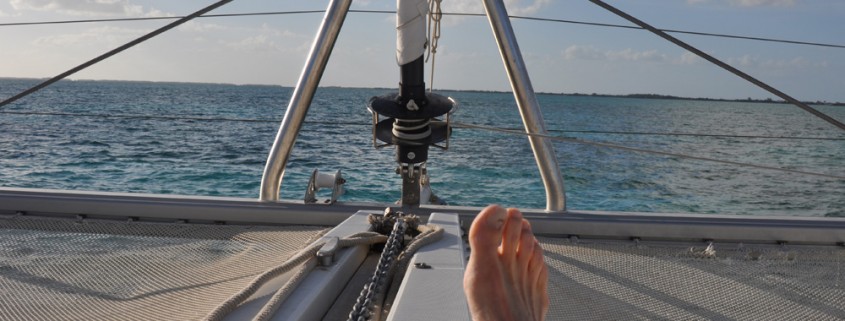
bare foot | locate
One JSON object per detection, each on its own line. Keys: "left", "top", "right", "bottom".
{"left": 464, "top": 205, "right": 549, "bottom": 321}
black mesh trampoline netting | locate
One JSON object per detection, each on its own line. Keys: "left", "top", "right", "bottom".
{"left": 0, "top": 214, "right": 327, "bottom": 320}
{"left": 540, "top": 237, "right": 845, "bottom": 320}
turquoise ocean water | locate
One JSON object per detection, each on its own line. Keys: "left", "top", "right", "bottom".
{"left": 1, "top": 78, "right": 843, "bottom": 216}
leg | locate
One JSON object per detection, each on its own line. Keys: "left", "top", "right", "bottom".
{"left": 463, "top": 205, "right": 549, "bottom": 321}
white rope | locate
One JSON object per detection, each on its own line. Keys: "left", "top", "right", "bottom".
{"left": 205, "top": 225, "right": 444, "bottom": 321}
{"left": 252, "top": 233, "right": 392, "bottom": 321}
{"left": 199, "top": 200, "right": 452, "bottom": 321}
{"left": 203, "top": 232, "right": 387, "bottom": 321}
{"left": 453, "top": 121, "right": 845, "bottom": 181}
{"left": 426, "top": 0, "right": 442, "bottom": 93}
{"left": 252, "top": 257, "right": 318, "bottom": 321}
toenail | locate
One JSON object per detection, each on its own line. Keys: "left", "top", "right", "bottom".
{"left": 491, "top": 218, "right": 504, "bottom": 230}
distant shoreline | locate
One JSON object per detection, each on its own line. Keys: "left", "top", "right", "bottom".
{"left": 437, "top": 88, "right": 845, "bottom": 106}
{"left": 2, "top": 77, "right": 843, "bottom": 107}
{"left": 540, "top": 92, "right": 845, "bottom": 107}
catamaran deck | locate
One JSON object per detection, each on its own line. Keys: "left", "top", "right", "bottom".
{"left": 542, "top": 237, "right": 845, "bottom": 320}
{"left": 2, "top": 0, "right": 843, "bottom": 318}
{"left": 0, "top": 214, "right": 327, "bottom": 320}
{"left": 2, "top": 188, "right": 844, "bottom": 320}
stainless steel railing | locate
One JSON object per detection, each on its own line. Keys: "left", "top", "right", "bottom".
{"left": 482, "top": 0, "right": 566, "bottom": 211}
{"left": 260, "top": 0, "right": 566, "bottom": 211}
{"left": 259, "top": 0, "right": 352, "bottom": 202}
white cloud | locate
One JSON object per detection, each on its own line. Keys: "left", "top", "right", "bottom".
{"left": 259, "top": 23, "right": 297, "bottom": 38}
{"left": 563, "top": 45, "right": 704, "bottom": 65}
{"left": 563, "top": 45, "right": 603, "bottom": 60}
{"left": 225, "top": 35, "right": 277, "bottom": 52}
{"left": 10, "top": 0, "right": 145, "bottom": 16}
{"left": 727, "top": 54, "right": 826, "bottom": 69}
{"left": 606, "top": 48, "right": 668, "bottom": 62}
{"left": 178, "top": 20, "right": 228, "bottom": 33}
{"left": 728, "top": 0, "right": 795, "bottom": 7}
{"left": 508, "top": 0, "right": 550, "bottom": 15}
{"left": 687, "top": 0, "right": 796, "bottom": 6}
{"left": 565, "top": 48, "right": 826, "bottom": 70}
{"left": 222, "top": 27, "right": 302, "bottom": 53}
{"left": 31, "top": 26, "right": 149, "bottom": 47}
{"left": 141, "top": 8, "right": 173, "bottom": 18}
{"left": 446, "top": 0, "right": 550, "bottom": 15}
{"left": 678, "top": 51, "right": 702, "bottom": 65}
{"left": 563, "top": 45, "right": 684, "bottom": 63}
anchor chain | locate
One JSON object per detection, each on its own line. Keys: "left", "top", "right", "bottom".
{"left": 347, "top": 209, "right": 419, "bottom": 321}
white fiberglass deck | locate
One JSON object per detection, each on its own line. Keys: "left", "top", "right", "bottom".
{"left": 2, "top": 190, "right": 845, "bottom": 320}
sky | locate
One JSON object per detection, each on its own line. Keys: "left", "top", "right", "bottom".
{"left": 0, "top": 0, "right": 844, "bottom": 102}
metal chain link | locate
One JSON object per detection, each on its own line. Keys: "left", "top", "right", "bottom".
{"left": 426, "top": 0, "right": 443, "bottom": 93}
{"left": 348, "top": 211, "right": 410, "bottom": 321}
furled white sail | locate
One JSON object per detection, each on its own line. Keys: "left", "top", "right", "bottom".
{"left": 396, "top": 0, "right": 428, "bottom": 65}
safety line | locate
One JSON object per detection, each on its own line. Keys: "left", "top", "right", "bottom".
{"left": 4, "top": 110, "right": 843, "bottom": 141}
{"left": 3, "top": 108, "right": 841, "bottom": 178}
{"left": 454, "top": 121, "right": 845, "bottom": 181}
{"left": 587, "top": 0, "right": 845, "bottom": 131}
{"left": 0, "top": 110, "right": 278, "bottom": 123}
{"left": 0, "top": 0, "right": 234, "bottom": 109}
{"left": 0, "top": 10, "right": 326, "bottom": 27}
{"left": 551, "top": 129, "right": 845, "bottom": 141}
{"left": 504, "top": 15, "right": 845, "bottom": 49}
{"left": 1, "top": 10, "right": 842, "bottom": 50}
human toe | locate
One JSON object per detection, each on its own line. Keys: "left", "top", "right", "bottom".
{"left": 501, "top": 208, "right": 525, "bottom": 258}
{"left": 468, "top": 205, "right": 508, "bottom": 252}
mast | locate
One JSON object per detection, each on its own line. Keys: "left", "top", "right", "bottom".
{"left": 369, "top": 0, "right": 454, "bottom": 208}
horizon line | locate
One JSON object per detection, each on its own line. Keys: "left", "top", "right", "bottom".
{"left": 1, "top": 76, "right": 843, "bottom": 106}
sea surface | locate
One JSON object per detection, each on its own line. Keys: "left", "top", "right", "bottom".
{"left": 1, "top": 78, "right": 843, "bottom": 216}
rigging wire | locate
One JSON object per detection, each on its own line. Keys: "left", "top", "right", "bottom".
{"left": 0, "top": 5, "right": 841, "bottom": 181}
{"left": 3, "top": 110, "right": 844, "bottom": 141}
{"left": 501, "top": 14, "right": 845, "bottom": 50}
{"left": 1, "top": 10, "right": 843, "bottom": 50}
{"left": 548, "top": 129, "right": 845, "bottom": 141}
{"left": 0, "top": 11, "right": 326, "bottom": 26}
{"left": 0, "top": 0, "right": 234, "bottom": 109}
{"left": 453, "top": 121, "right": 845, "bottom": 181}
{"left": 3, "top": 109, "right": 842, "bottom": 179}
{"left": 0, "top": 110, "right": 279, "bottom": 123}
{"left": 587, "top": 0, "right": 845, "bottom": 132}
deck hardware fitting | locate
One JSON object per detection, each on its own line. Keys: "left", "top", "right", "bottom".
{"left": 703, "top": 242, "right": 716, "bottom": 257}
{"left": 317, "top": 236, "right": 340, "bottom": 267}
{"left": 631, "top": 237, "right": 641, "bottom": 246}
{"left": 304, "top": 169, "right": 345, "bottom": 204}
